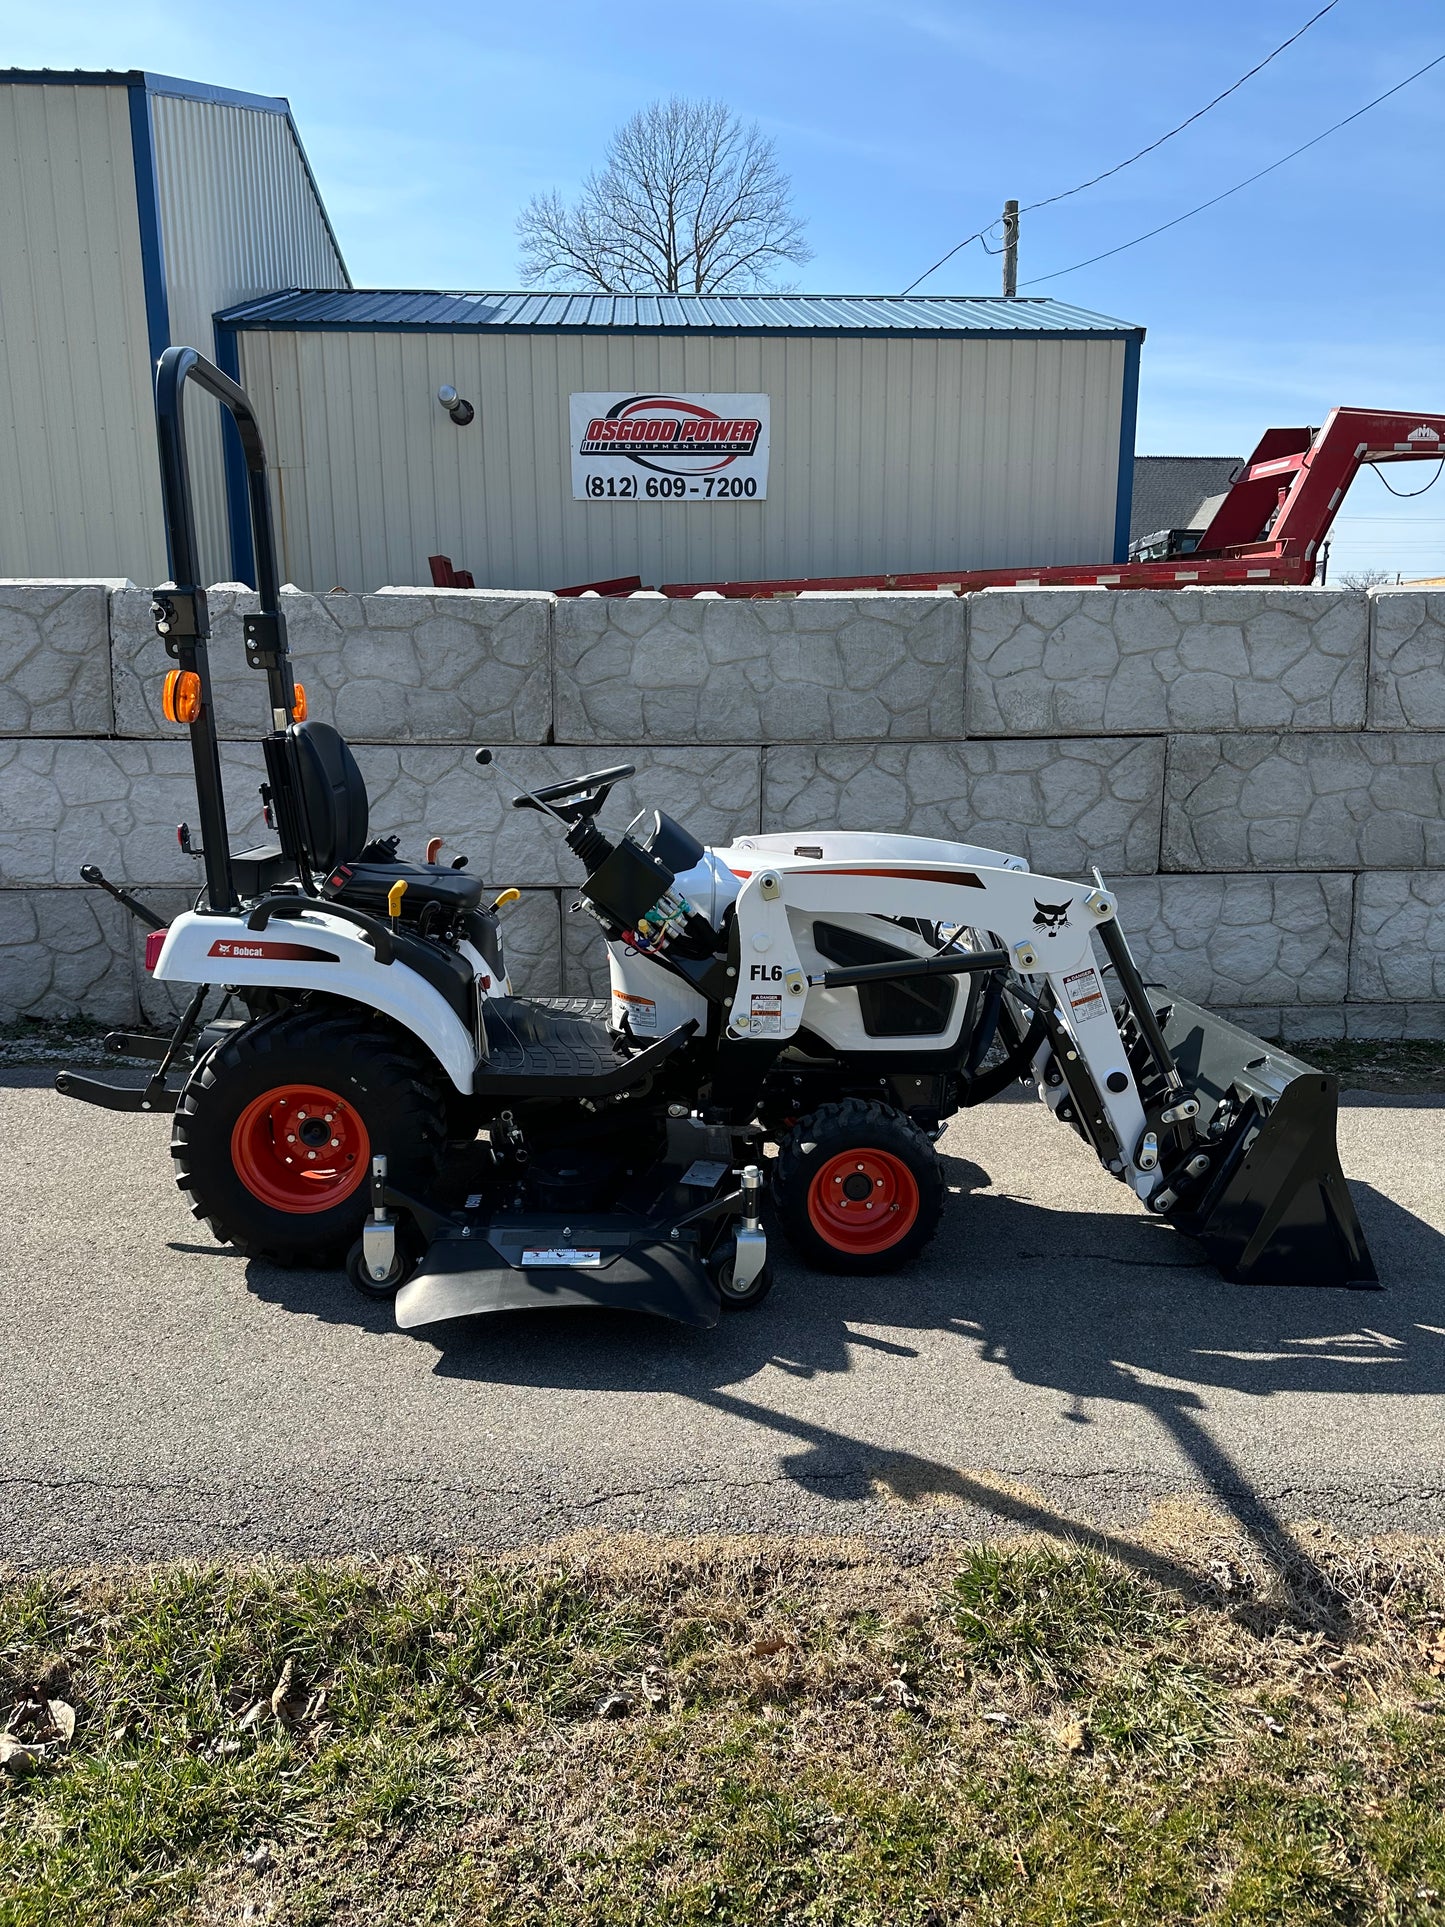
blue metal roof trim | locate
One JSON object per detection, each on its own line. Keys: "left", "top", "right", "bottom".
{"left": 1, "top": 68, "right": 351, "bottom": 287}
{"left": 217, "top": 289, "right": 1143, "bottom": 337}
{"left": 0, "top": 68, "right": 290, "bottom": 115}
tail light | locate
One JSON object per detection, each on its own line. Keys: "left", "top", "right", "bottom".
{"left": 144, "top": 928, "right": 168, "bottom": 972}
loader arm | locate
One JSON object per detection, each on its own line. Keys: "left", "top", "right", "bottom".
{"left": 726, "top": 859, "right": 1157, "bottom": 1192}
{"left": 723, "top": 851, "right": 1375, "bottom": 1287}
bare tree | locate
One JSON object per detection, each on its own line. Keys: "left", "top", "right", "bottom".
{"left": 1338, "top": 567, "right": 1395, "bottom": 591}
{"left": 517, "top": 97, "right": 811, "bottom": 295}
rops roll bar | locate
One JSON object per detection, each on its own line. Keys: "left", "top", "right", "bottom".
{"left": 152, "top": 347, "right": 302, "bottom": 915}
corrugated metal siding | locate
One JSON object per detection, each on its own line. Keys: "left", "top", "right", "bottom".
{"left": 0, "top": 82, "right": 164, "bottom": 579}
{"left": 149, "top": 89, "right": 348, "bottom": 584}
{"left": 236, "top": 327, "right": 1126, "bottom": 592}
{"left": 223, "top": 288, "right": 1138, "bottom": 334}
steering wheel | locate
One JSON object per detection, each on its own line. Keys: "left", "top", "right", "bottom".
{"left": 506, "top": 762, "right": 636, "bottom": 823}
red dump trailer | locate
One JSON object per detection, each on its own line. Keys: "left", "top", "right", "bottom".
{"left": 645, "top": 407, "right": 1444, "bottom": 598}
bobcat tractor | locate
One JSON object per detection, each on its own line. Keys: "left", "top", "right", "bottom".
{"left": 55, "top": 348, "right": 1376, "bottom": 1332}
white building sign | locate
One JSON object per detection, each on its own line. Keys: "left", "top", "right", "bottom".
{"left": 570, "top": 392, "right": 770, "bottom": 502}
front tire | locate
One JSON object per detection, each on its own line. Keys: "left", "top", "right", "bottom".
{"left": 172, "top": 1008, "right": 446, "bottom": 1266}
{"left": 774, "top": 1099, "right": 944, "bottom": 1274}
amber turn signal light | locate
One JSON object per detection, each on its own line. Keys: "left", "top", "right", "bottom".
{"left": 161, "top": 669, "right": 202, "bottom": 724}
{"left": 291, "top": 682, "right": 308, "bottom": 722}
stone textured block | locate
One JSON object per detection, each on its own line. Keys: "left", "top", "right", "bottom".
{"left": 1165, "top": 1003, "right": 1445, "bottom": 1044}
{"left": 1164, "top": 733, "right": 1445, "bottom": 871}
{"left": 966, "top": 587, "right": 1366, "bottom": 736}
{"left": 356, "top": 744, "right": 761, "bottom": 887}
{"left": 1350, "top": 872, "right": 1445, "bottom": 1002}
{"left": 762, "top": 738, "right": 1164, "bottom": 877}
{"left": 494, "top": 891, "right": 562, "bottom": 998}
{"left": 0, "top": 740, "right": 266, "bottom": 887}
{"left": 0, "top": 889, "right": 137, "bottom": 1023}
{"left": 555, "top": 591, "right": 964, "bottom": 743}
{"left": 1368, "top": 589, "right": 1445, "bottom": 728}
{"left": 110, "top": 586, "right": 552, "bottom": 743}
{"left": 0, "top": 584, "right": 114, "bottom": 735}
{"left": 562, "top": 897, "right": 612, "bottom": 998}
{"left": 1112, "top": 873, "right": 1352, "bottom": 1007}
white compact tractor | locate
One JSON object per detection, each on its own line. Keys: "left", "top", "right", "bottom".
{"left": 57, "top": 349, "right": 1376, "bottom": 1331}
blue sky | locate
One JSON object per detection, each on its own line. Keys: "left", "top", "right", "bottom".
{"left": 9, "top": 0, "right": 1444, "bottom": 576}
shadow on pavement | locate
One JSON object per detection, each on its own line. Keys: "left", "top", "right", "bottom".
{"left": 240, "top": 1147, "right": 1445, "bottom": 1617}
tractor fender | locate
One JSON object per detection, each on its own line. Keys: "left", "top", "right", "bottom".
{"left": 153, "top": 909, "right": 479, "bottom": 1093}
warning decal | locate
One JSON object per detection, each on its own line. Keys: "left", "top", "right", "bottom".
{"left": 1063, "top": 967, "right": 1108, "bottom": 1024}
{"left": 612, "top": 990, "right": 657, "bottom": 1034}
{"left": 749, "top": 993, "right": 783, "bottom": 1034}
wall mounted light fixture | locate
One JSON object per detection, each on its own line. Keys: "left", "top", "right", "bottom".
{"left": 437, "top": 384, "right": 475, "bottom": 427}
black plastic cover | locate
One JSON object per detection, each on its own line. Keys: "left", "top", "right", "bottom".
{"left": 585, "top": 834, "right": 676, "bottom": 930}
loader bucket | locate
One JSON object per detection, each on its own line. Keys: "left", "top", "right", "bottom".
{"left": 1149, "top": 997, "right": 1377, "bottom": 1289}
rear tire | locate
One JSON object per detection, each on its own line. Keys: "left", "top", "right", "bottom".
{"left": 172, "top": 1008, "right": 446, "bottom": 1266}
{"left": 774, "top": 1099, "right": 944, "bottom": 1274}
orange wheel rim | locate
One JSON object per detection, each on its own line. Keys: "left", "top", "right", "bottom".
{"left": 806, "top": 1148, "right": 919, "bottom": 1255}
{"left": 231, "top": 1083, "right": 369, "bottom": 1214}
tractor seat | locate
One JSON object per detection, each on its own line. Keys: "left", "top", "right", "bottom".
{"left": 287, "top": 718, "right": 486, "bottom": 918}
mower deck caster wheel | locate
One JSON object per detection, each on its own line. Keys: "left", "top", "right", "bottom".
{"left": 712, "top": 1250, "right": 774, "bottom": 1312}
{"left": 346, "top": 1235, "right": 417, "bottom": 1301}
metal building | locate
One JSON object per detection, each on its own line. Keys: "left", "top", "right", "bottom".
{"left": 221, "top": 292, "right": 1144, "bottom": 594}
{"left": 0, "top": 68, "right": 348, "bottom": 586}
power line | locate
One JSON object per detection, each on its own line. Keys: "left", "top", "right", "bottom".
{"left": 900, "top": 1, "right": 1341, "bottom": 295}
{"left": 1024, "top": 0, "right": 1340, "bottom": 217}
{"left": 1023, "top": 51, "right": 1445, "bottom": 286}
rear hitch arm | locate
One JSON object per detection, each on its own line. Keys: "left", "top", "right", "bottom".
{"left": 79, "top": 864, "right": 167, "bottom": 931}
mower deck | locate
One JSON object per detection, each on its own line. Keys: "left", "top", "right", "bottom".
{"left": 394, "top": 1213, "right": 721, "bottom": 1329}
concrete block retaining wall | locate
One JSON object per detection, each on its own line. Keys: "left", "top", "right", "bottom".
{"left": 2, "top": 581, "right": 1442, "bottom": 1041}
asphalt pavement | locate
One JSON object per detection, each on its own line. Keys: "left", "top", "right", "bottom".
{"left": 3, "top": 1068, "right": 1443, "bottom": 1567}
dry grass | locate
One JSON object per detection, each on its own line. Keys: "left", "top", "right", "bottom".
{"left": 4, "top": 1522, "right": 1445, "bottom": 1924}
{"left": 1289, "top": 1036, "right": 1445, "bottom": 1096}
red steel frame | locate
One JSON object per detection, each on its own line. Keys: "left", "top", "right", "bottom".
{"left": 651, "top": 407, "right": 1445, "bottom": 599}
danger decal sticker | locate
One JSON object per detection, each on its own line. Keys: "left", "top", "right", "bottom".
{"left": 1063, "top": 967, "right": 1108, "bottom": 1024}
{"left": 749, "top": 993, "right": 783, "bottom": 1034}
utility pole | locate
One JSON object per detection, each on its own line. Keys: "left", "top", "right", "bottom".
{"left": 1002, "top": 199, "right": 1019, "bottom": 298}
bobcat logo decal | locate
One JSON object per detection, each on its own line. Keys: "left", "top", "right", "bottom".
{"left": 1032, "top": 900, "right": 1072, "bottom": 937}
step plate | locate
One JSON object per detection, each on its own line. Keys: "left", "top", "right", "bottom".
{"left": 394, "top": 1217, "right": 721, "bottom": 1330}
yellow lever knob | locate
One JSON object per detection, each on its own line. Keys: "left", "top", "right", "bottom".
{"left": 387, "top": 879, "right": 408, "bottom": 919}
{"left": 492, "top": 887, "right": 521, "bottom": 912}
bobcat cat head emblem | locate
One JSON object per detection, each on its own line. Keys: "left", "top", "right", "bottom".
{"left": 1032, "top": 900, "right": 1071, "bottom": 937}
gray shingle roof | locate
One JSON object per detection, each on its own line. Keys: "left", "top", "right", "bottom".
{"left": 1131, "top": 455, "right": 1243, "bottom": 543}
